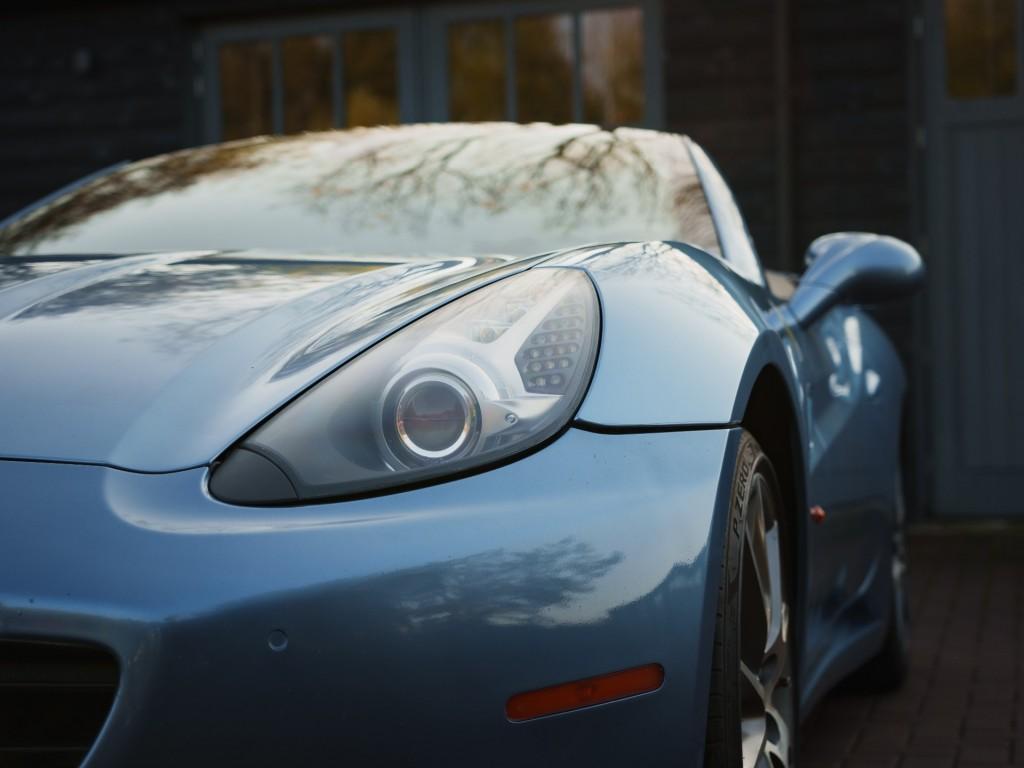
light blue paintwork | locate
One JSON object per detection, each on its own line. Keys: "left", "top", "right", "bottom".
{"left": 791, "top": 233, "right": 925, "bottom": 327}
{"left": 1, "top": 428, "right": 735, "bottom": 766}
{"left": 545, "top": 237, "right": 917, "bottom": 714}
{"left": 0, "top": 126, "right": 923, "bottom": 766}
{"left": 0, "top": 253, "right": 525, "bottom": 469}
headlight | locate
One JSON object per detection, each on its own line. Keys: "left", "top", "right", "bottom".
{"left": 209, "top": 268, "right": 600, "bottom": 504}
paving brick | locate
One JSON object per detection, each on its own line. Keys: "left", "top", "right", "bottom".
{"left": 800, "top": 529, "right": 1024, "bottom": 767}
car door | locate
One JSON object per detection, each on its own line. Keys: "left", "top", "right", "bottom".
{"left": 790, "top": 297, "right": 903, "bottom": 699}
{"left": 689, "top": 144, "right": 892, "bottom": 695}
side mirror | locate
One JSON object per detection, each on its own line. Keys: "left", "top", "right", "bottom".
{"left": 789, "top": 232, "right": 924, "bottom": 326}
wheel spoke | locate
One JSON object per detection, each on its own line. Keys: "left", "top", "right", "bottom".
{"left": 738, "top": 469, "right": 793, "bottom": 768}
{"left": 741, "top": 722, "right": 766, "bottom": 767}
{"left": 763, "top": 522, "right": 785, "bottom": 661}
{"left": 764, "top": 739, "right": 790, "bottom": 768}
{"left": 740, "top": 660, "right": 766, "bottom": 703}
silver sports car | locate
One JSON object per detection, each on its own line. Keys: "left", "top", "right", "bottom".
{"left": 0, "top": 123, "right": 922, "bottom": 767}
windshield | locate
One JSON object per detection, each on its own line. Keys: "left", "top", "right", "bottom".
{"left": 0, "top": 123, "right": 721, "bottom": 258}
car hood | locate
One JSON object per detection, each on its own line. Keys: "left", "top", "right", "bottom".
{"left": 0, "top": 251, "right": 516, "bottom": 470}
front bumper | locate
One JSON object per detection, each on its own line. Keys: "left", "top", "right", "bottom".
{"left": 0, "top": 427, "right": 737, "bottom": 766}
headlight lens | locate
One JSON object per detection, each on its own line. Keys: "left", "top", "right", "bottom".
{"left": 389, "top": 371, "right": 479, "bottom": 462}
{"left": 210, "top": 268, "right": 599, "bottom": 504}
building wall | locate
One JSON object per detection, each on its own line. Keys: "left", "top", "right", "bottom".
{"left": 663, "top": 0, "right": 914, "bottom": 271}
{"left": 662, "top": 1, "right": 780, "bottom": 264}
{"left": 1, "top": 5, "right": 187, "bottom": 218}
{"left": 792, "top": 0, "right": 913, "bottom": 247}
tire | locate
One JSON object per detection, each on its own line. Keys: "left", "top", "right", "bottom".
{"left": 704, "top": 432, "right": 796, "bottom": 768}
{"left": 851, "top": 472, "right": 910, "bottom": 691}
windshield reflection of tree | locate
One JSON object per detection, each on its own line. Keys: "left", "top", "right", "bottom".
{"left": 0, "top": 140, "right": 275, "bottom": 253}
{"left": 1, "top": 126, "right": 719, "bottom": 256}
{"left": 301, "top": 127, "right": 706, "bottom": 245}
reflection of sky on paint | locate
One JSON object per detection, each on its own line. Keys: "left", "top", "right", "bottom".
{"left": 0, "top": 258, "right": 105, "bottom": 290}
{"left": 589, "top": 241, "right": 756, "bottom": 339}
{"left": 2, "top": 124, "right": 719, "bottom": 259}
{"left": 0, "top": 253, "right": 390, "bottom": 468}
{"left": 11, "top": 257, "right": 373, "bottom": 358}
{"left": 567, "top": 241, "right": 759, "bottom": 425}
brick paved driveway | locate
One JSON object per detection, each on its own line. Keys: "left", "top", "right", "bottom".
{"left": 800, "top": 526, "right": 1024, "bottom": 768}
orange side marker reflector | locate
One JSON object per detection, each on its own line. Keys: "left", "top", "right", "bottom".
{"left": 506, "top": 663, "right": 665, "bottom": 722}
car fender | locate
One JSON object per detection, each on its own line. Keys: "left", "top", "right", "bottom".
{"left": 543, "top": 241, "right": 806, "bottom": 437}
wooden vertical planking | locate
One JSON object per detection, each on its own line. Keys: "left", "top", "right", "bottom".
{"left": 926, "top": 0, "right": 1024, "bottom": 515}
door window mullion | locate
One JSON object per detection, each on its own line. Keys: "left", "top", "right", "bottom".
{"left": 271, "top": 38, "right": 284, "bottom": 134}
{"left": 504, "top": 15, "right": 517, "bottom": 121}
{"left": 571, "top": 12, "right": 583, "bottom": 123}
{"left": 333, "top": 33, "right": 345, "bottom": 128}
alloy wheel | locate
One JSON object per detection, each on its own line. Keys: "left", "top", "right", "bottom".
{"left": 738, "top": 474, "right": 794, "bottom": 768}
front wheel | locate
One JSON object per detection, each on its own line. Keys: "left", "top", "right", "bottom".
{"left": 704, "top": 432, "right": 796, "bottom": 768}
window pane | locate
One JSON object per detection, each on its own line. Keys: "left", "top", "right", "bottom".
{"left": 515, "top": 15, "right": 573, "bottom": 123}
{"left": 945, "top": 0, "right": 1018, "bottom": 99}
{"left": 283, "top": 35, "right": 334, "bottom": 134}
{"left": 219, "top": 41, "right": 273, "bottom": 140}
{"left": 343, "top": 29, "right": 399, "bottom": 127}
{"left": 449, "top": 21, "right": 506, "bottom": 121}
{"left": 582, "top": 8, "right": 644, "bottom": 125}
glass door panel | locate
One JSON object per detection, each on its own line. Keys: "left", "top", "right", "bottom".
{"left": 581, "top": 8, "right": 645, "bottom": 125}
{"left": 218, "top": 41, "right": 273, "bottom": 140}
{"left": 515, "top": 14, "right": 573, "bottom": 123}
{"left": 426, "top": 4, "right": 655, "bottom": 127}
{"left": 945, "top": 0, "right": 1018, "bottom": 99}
{"left": 343, "top": 29, "right": 399, "bottom": 127}
{"left": 282, "top": 35, "right": 334, "bottom": 134}
{"left": 448, "top": 21, "right": 506, "bottom": 121}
